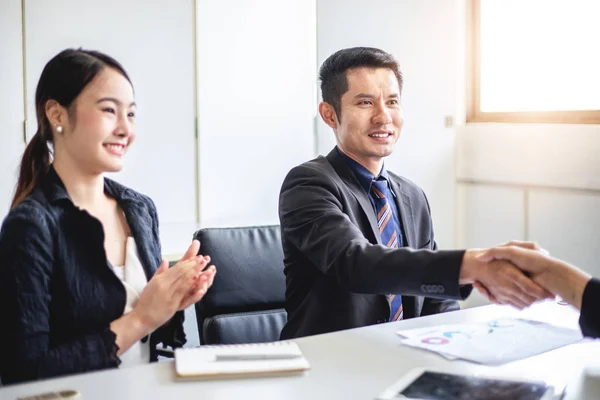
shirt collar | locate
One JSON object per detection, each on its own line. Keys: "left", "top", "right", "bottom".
{"left": 335, "top": 146, "right": 392, "bottom": 195}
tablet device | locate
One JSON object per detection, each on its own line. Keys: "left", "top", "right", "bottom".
{"left": 376, "top": 368, "right": 556, "bottom": 400}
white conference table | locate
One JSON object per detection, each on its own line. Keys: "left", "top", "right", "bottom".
{"left": 2, "top": 300, "right": 598, "bottom": 400}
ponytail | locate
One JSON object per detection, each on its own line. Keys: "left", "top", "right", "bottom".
{"left": 10, "top": 130, "right": 51, "bottom": 209}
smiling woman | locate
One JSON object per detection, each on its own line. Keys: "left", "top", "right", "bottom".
{"left": 49, "top": 68, "right": 137, "bottom": 178}
{"left": 0, "top": 49, "right": 216, "bottom": 385}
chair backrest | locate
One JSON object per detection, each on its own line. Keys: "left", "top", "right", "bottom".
{"left": 193, "top": 225, "right": 287, "bottom": 345}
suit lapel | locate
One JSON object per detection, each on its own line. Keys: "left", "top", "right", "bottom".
{"left": 326, "top": 149, "right": 382, "bottom": 245}
{"left": 389, "top": 178, "right": 415, "bottom": 249}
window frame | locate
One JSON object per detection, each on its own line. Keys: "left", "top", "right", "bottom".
{"left": 466, "top": 0, "right": 600, "bottom": 124}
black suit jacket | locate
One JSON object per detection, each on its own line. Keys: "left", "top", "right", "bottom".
{"left": 580, "top": 278, "right": 600, "bottom": 338}
{"left": 0, "top": 166, "right": 185, "bottom": 385}
{"left": 279, "top": 148, "right": 471, "bottom": 339}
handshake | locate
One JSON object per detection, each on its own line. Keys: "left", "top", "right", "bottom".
{"left": 459, "top": 240, "right": 592, "bottom": 310}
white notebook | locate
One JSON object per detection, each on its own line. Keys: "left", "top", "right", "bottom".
{"left": 174, "top": 342, "right": 310, "bottom": 379}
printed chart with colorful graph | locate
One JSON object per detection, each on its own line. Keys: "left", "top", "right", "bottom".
{"left": 396, "top": 318, "right": 583, "bottom": 365}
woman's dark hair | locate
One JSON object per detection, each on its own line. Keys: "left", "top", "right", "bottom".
{"left": 319, "top": 47, "right": 403, "bottom": 122}
{"left": 11, "top": 48, "right": 132, "bottom": 209}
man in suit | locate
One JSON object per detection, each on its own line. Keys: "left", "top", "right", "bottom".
{"left": 279, "top": 47, "right": 550, "bottom": 339}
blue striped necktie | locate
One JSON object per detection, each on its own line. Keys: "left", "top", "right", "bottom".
{"left": 371, "top": 179, "right": 403, "bottom": 322}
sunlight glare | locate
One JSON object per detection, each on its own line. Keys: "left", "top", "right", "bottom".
{"left": 480, "top": 0, "right": 600, "bottom": 112}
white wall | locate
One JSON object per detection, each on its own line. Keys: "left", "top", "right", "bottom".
{"left": 456, "top": 182, "right": 526, "bottom": 308}
{"left": 196, "top": 0, "right": 316, "bottom": 229}
{"left": 529, "top": 189, "right": 600, "bottom": 273}
{"left": 0, "top": 0, "right": 25, "bottom": 216}
{"left": 456, "top": 183, "right": 525, "bottom": 249}
{"left": 456, "top": 123, "right": 600, "bottom": 190}
{"left": 317, "top": 0, "right": 462, "bottom": 249}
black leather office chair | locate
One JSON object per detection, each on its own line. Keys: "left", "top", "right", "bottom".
{"left": 193, "top": 225, "right": 287, "bottom": 345}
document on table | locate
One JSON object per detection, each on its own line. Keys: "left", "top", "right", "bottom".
{"left": 396, "top": 318, "right": 583, "bottom": 365}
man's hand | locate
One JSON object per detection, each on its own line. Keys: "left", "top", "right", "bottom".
{"left": 472, "top": 241, "right": 549, "bottom": 304}
{"left": 460, "top": 248, "right": 553, "bottom": 309}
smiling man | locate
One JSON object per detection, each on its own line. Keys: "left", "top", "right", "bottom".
{"left": 278, "top": 47, "right": 550, "bottom": 339}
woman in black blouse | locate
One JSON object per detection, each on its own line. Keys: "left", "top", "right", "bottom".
{"left": 0, "top": 49, "right": 216, "bottom": 384}
{"left": 476, "top": 244, "right": 598, "bottom": 338}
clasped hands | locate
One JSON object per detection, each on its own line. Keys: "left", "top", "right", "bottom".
{"left": 132, "top": 239, "right": 216, "bottom": 333}
{"left": 460, "top": 240, "right": 557, "bottom": 309}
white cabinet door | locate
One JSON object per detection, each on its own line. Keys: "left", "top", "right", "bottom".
{"left": 456, "top": 184, "right": 525, "bottom": 249}
{"left": 529, "top": 190, "right": 600, "bottom": 277}
{"left": 317, "top": 0, "right": 460, "bottom": 248}
{"left": 196, "top": 0, "right": 317, "bottom": 228}
{"left": 24, "top": 0, "right": 197, "bottom": 252}
{"left": 0, "top": 0, "right": 25, "bottom": 220}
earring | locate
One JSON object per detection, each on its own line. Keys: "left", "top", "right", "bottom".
{"left": 56, "top": 125, "right": 63, "bottom": 134}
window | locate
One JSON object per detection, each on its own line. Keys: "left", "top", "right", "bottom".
{"left": 467, "top": 0, "right": 600, "bottom": 123}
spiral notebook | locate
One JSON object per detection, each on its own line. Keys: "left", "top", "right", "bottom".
{"left": 174, "top": 342, "right": 310, "bottom": 379}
